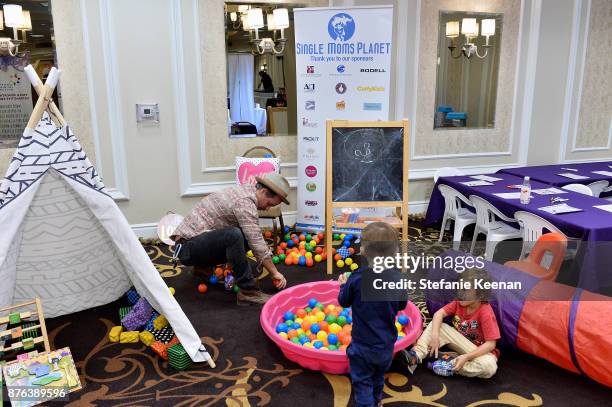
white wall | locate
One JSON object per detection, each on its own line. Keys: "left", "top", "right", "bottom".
{"left": 0, "top": 0, "right": 608, "bottom": 237}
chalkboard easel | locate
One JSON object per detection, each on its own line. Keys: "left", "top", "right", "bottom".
{"left": 325, "top": 120, "right": 409, "bottom": 274}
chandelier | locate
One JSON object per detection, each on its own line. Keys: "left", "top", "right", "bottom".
{"left": 227, "top": 6, "right": 290, "bottom": 55}
{"left": 446, "top": 18, "right": 496, "bottom": 59}
{"left": 0, "top": 4, "right": 32, "bottom": 56}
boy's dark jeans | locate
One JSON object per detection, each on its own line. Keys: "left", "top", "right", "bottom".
{"left": 348, "top": 345, "right": 393, "bottom": 407}
{"left": 177, "top": 227, "right": 256, "bottom": 289}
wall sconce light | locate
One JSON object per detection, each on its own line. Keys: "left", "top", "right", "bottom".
{"left": 447, "top": 17, "right": 496, "bottom": 59}
{"left": 19, "top": 10, "right": 32, "bottom": 43}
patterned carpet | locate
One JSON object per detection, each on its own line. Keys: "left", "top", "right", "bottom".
{"left": 37, "top": 220, "right": 611, "bottom": 406}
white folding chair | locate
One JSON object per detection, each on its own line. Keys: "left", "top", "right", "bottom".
{"left": 469, "top": 195, "right": 522, "bottom": 260}
{"left": 513, "top": 211, "right": 573, "bottom": 259}
{"left": 434, "top": 167, "right": 464, "bottom": 183}
{"left": 586, "top": 180, "right": 609, "bottom": 198}
{"left": 561, "top": 183, "right": 593, "bottom": 196}
{"left": 437, "top": 184, "right": 476, "bottom": 250}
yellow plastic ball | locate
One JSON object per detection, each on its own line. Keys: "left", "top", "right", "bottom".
{"left": 398, "top": 332, "right": 406, "bottom": 337}
{"left": 329, "top": 323, "right": 342, "bottom": 334}
{"left": 395, "top": 322, "right": 403, "bottom": 331}
{"left": 247, "top": 250, "right": 254, "bottom": 257}
{"left": 321, "top": 347, "right": 329, "bottom": 350}
{"left": 307, "top": 315, "right": 318, "bottom": 324}
{"left": 350, "top": 263, "right": 359, "bottom": 271}
{"left": 279, "top": 332, "right": 288, "bottom": 340}
{"left": 316, "top": 331, "right": 328, "bottom": 341}
{"left": 326, "top": 304, "right": 336, "bottom": 312}
{"left": 340, "top": 234, "right": 346, "bottom": 240}
{"left": 304, "top": 342, "right": 314, "bottom": 348}
{"left": 294, "top": 318, "right": 303, "bottom": 324}
{"left": 314, "top": 254, "right": 322, "bottom": 262}
{"left": 315, "top": 312, "right": 325, "bottom": 322}
{"left": 297, "top": 328, "right": 305, "bottom": 336}
{"left": 345, "top": 258, "right": 353, "bottom": 266}
{"left": 336, "top": 260, "right": 345, "bottom": 268}
{"left": 169, "top": 287, "right": 176, "bottom": 295}
{"left": 305, "top": 252, "right": 313, "bottom": 258}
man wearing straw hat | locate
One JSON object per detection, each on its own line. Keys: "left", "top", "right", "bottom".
{"left": 172, "top": 173, "right": 289, "bottom": 305}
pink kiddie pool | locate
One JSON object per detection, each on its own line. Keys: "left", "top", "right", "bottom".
{"left": 260, "top": 280, "right": 423, "bottom": 374}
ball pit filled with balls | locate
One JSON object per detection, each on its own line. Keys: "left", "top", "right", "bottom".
{"left": 260, "top": 280, "right": 423, "bottom": 374}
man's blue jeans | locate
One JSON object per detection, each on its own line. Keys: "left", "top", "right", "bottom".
{"left": 177, "top": 227, "right": 256, "bottom": 289}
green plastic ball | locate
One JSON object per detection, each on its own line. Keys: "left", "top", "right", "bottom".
{"left": 298, "top": 333, "right": 307, "bottom": 339}
{"left": 285, "top": 319, "right": 294, "bottom": 326}
{"left": 333, "top": 233, "right": 340, "bottom": 240}
{"left": 305, "top": 307, "right": 312, "bottom": 313}
{"left": 337, "top": 315, "right": 347, "bottom": 326}
{"left": 272, "top": 256, "right": 280, "bottom": 264}
{"left": 233, "top": 285, "right": 240, "bottom": 293}
{"left": 284, "top": 233, "right": 291, "bottom": 242}
{"left": 316, "top": 303, "right": 324, "bottom": 311}
{"left": 328, "top": 345, "right": 338, "bottom": 351}
{"left": 326, "top": 315, "right": 337, "bottom": 324}
{"left": 305, "top": 234, "right": 312, "bottom": 242}
{"left": 291, "top": 337, "right": 300, "bottom": 344}
{"left": 279, "top": 254, "right": 286, "bottom": 261}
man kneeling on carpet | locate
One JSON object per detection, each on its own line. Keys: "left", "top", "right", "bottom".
{"left": 338, "top": 222, "right": 407, "bottom": 407}
{"left": 171, "top": 173, "right": 289, "bottom": 305}
{"left": 401, "top": 267, "right": 500, "bottom": 378}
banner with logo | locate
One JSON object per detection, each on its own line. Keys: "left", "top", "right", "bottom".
{"left": 0, "top": 56, "right": 32, "bottom": 149}
{"left": 294, "top": 6, "right": 393, "bottom": 231}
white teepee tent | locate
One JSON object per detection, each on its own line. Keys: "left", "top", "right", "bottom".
{"left": 0, "top": 66, "right": 215, "bottom": 366}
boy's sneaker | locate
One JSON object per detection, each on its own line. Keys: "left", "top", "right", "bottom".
{"left": 427, "top": 359, "right": 454, "bottom": 377}
{"left": 398, "top": 349, "right": 420, "bottom": 374}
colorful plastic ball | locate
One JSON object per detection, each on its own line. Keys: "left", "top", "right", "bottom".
{"left": 344, "top": 258, "right": 353, "bottom": 266}
{"left": 395, "top": 322, "right": 403, "bottom": 332}
{"left": 303, "top": 342, "right": 315, "bottom": 348}
{"left": 328, "top": 344, "right": 338, "bottom": 351}
{"left": 299, "top": 336, "right": 310, "bottom": 345}
{"left": 287, "top": 240, "right": 295, "bottom": 248}
{"left": 350, "top": 263, "right": 359, "bottom": 271}
{"left": 333, "top": 233, "right": 340, "bottom": 240}
{"left": 291, "top": 322, "right": 301, "bottom": 330}
{"left": 340, "top": 234, "right": 346, "bottom": 240}
{"left": 398, "top": 315, "right": 410, "bottom": 326}
{"left": 310, "top": 323, "right": 321, "bottom": 334}
{"left": 301, "top": 321, "right": 311, "bottom": 332}
{"left": 305, "top": 306, "right": 312, "bottom": 313}
{"left": 316, "top": 303, "right": 324, "bottom": 311}
{"left": 285, "top": 319, "right": 294, "bottom": 327}
{"left": 291, "top": 337, "right": 300, "bottom": 344}
{"left": 305, "top": 234, "right": 312, "bottom": 242}
{"left": 214, "top": 267, "right": 224, "bottom": 277}
{"left": 327, "top": 333, "right": 339, "bottom": 345}
{"left": 284, "top": 312, "right": 295, "bottom": 321}
{"left": 284, "top": 226, "right": 291, "bottom": 233}
{"left": 169, "top": 287, "right": 175, "bottom": 295}
{"left": 297, "top": 256, "right": 305, "bottom": 266}
{"left": 342, "top": 240, "right": 350, "bottom": 248}
{"left": 305, "top": 258, "right": 314, "bottom": 267}
{"left": 297, "top": 331, "right": 306, "bottom": 338}
{"left": 279, "top": 332, "right": 288, "bottom": 340}
{"left": 337, "top": 316, "right": 348, "bottom": 327}
{"left": 316, "top": 331, "right": 328, "bottom": 341}
{"left": 272, "top": 256, "right": 280, "bottom": 264}
{"left": 284, "top": 257, "right": 292, "bottom": 266}
{"left": 315, "top": 312, "right": 325, "bottom": 322}
{"left": 279, "top": 254, "right": 286, "bottom": 261}
{"left": 329, "top": 323, "right": 342, "bottom": 334}
{"left": 313, "top": 340, "right": 324, "bottom": 349}
{"left": 276, "top": 323, "right": 288, "bottom": 333}
{"left": 314, "top": 254, "right": 322, "bottom": 263}
{"left": 308, "top": 333, "right": 317, "bottom": 341}
{"left": 209, "top": 275, "right": 218, "bottom": 284}
{"left": 233, "top": 285, "right": 240, "bottom": 293}
{"left": 197, "top": 283, "right": 207, "bottom": 293}
{"left": 346, "top": 316, "right": 352, "bottom": 324}
{"left": 305, "top": 252, "right": 313, "bottom": 258}
{"left": 326, "top": 315, "right": 337, "bottom": 324}
{"left": 336, "top": 260, "right": 345, "bottom": 268}
{"left": 247, "top": 250, "right": 254, "bottom": 257}
{"left": 294, "top": 317, "right": 303, "bottom": 324}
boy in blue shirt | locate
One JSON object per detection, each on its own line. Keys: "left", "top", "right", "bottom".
{"left": 338, "top": 222, "right": 407, "bottom": 407}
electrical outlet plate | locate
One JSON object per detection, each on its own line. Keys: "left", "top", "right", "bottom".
{"left": 136, "top": 103, "right": 159, "bottom": 124}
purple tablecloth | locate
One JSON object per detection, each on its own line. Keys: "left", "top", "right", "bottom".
{"left": 498, "top": 162, "right": 612, "bottom": 196}
{"left": 424, "top": 173, "right": 612, "bottom": 292}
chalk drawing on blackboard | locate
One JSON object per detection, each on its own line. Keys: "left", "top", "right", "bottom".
{"left": 332, "top": 127, "right": 404, "bottom": 202}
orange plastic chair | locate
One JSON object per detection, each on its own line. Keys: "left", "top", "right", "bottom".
{"left": 504, "top": 232, "right": 567, "bottom": 281}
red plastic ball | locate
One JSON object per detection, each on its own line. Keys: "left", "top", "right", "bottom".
{"left": 197, "top": 284, "right": 208, "bottom": 293}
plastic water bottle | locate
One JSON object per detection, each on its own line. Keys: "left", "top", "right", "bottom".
{"left": 520, "top": 176, "right": 531, "bottom": 204}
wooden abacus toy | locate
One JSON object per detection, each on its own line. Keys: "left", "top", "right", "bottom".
{"left": 0, "top": 298, "right": 50, "bottom": 363}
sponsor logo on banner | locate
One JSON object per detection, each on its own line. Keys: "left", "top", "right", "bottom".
{"left": 363, "top": 102, "right": 382, "bottom": 111}
{"left": 305, "top": 165, "right": 317, "bottom": 177}
{"left": 302, "top": 135, "right": 320, "bottom": 142}
{"left": 357, "top": 85, "right": 385, "bottom": 92}
{"left": 307, "top": 66, "right": 315, "bottom": 73}
{"left": 361, "top": 68, "right": 387, "bottom": 73}
{"left": 302, "top": 147, "right": 319, "bottom": 160}
{"left": 336, "top": 100, "right": 346, "bottom": 110}
{"left": 302, "top": 117, "right": 318, "bottom": 128}
{"left": 305, "top": 200, "right": 318, "bottom": 206}
{"left": 328, "top": 13, "right": 356, "bottom": 42}
{"left": 305, "top": 100, "right": 315, "bottom": 110}
{"left": 337, "top": 64, "right": 346, "bottom": 73}
{"left": 304, "top": 214, "right": 321, "bottom": 222}
{"left": 335, "top": 82, "right": 347, "bottom": 94}
{"left": 306, "top": 182, "right": 317, "bottom": 192}
{"left": 304, "top": 83, "right": 315, "bottom": 92}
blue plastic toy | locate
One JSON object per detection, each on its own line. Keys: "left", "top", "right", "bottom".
{"left": 276, "top": 323, "right": 288, "bottom": 334}
{"left": 308, "top": 298, "right": 318, "bottom": 308}
{"left": 284, "top": 311, "right": 295, "bottom": 321}
{"left": 398, "top": 315, "right": 410, "bottom": 326}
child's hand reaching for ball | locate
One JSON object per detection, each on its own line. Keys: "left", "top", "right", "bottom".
{"left": 338, "top": 273, "right": 349, "bottom": 285}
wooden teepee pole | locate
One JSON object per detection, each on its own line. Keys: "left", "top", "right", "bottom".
{"left": 24, "top": 65, "right": 66, "bottom": 128}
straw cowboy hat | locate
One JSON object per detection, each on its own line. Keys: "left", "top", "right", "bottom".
{"left": 255, "top": 173, "right": 290, "bottom": 205}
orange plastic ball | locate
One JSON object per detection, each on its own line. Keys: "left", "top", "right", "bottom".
{"left": 332, "top": 248, "right": 337, "bottom": 255}
{"left": 264, "top": 230, "right": 273, "bottom": 239}
{"left": 296, "top": 308, "right": 307, "bottom": 318}
{"left": 315, "top": 247, "right": 323, "bottom": 254}
{"left": 214, "top": 267, "right": 224, "bottom": 277}
{"left": 224, "top": 269, "right": 231, "bottom": 277}
{"left": 288, "top": 330, "right": 298, "bottom": 339}
{"left": 292, "top": 256, "right": 299, "bottom": 265}
{"left": 302, "top": 321, "right": 311, "bottom": 332}
{"left": 334, "top": 254, "right": 342, "bottom": 262}
{"left": 197, "top": 283, "right": 207, "bottom": 293}
{"left": 280, "top": 242, "right": 287, "bottom": 249}
{"left": 317, "top": 233, "right": 324, "bottom": 240}
{"left": 318, "top": 321, "right": 329, "bottom": 332}
{"left": 308, "top": 333, "right": 317, "bottom": 341}
{"left": 348, "top": 247, "right": 355, "bottom": 254}
{"left": 306, "top": 258, "right": 314, "bottom": 267}
{"left": 299, "top": 234, "right": 306, "bottom": 241}
{"left": 284, "top": 257, "right": 292, "bottom": 266}
{"left": 321, "top": 253, "right": 328, "bottom": 261}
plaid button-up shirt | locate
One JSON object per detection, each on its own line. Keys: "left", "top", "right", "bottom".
{"left": 172, "top": 184, "right": 271, "bottom": 263}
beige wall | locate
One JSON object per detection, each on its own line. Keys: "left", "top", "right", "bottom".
{"left": 1, "top": 0, "right": 609, "bottom": 232}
